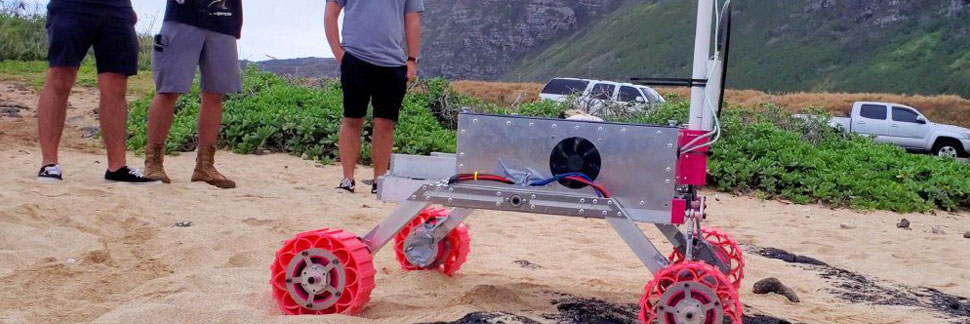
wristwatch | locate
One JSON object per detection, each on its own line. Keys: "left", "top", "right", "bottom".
{"left": 407, "top": 56, "right": 419, "bottom": 64}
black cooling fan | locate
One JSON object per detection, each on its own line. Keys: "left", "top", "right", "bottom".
{"left": 549, "top": 137, "right": 601, "bottom": 189}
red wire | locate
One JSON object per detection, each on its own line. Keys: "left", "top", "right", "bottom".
{"left": 456, "top": 173, "right": 515, "bottom": 184}
{"left": 454, "top": 173, "right": 610, "bottom": 198}
{"left": 564, "top": 176, "right": 611, "bottom": 198}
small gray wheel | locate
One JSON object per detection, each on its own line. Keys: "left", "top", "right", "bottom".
{"left": 655, "top": 282, "right": 724, "bottom": 324}
{"left": 284, "top": 248, "right": 347, "bottom": 311}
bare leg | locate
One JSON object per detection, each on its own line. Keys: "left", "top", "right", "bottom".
{"left": 339, "top": 118, "right": 364, "bottom": 180}
{"left": 97, "top": 73, "right": 130, "bottom": 172}
{"left": 146, "top": 93, "right": 180, "bottom": 147}
{"left": 197, "top": 92, "right": 224, "bottom": 149}
{"left": 37, "top": 67, "right": 79, "bottom": 166}
{"left": 371, "top": 118, "right": 395, "bottom": 180}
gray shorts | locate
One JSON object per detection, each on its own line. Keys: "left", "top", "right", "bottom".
{"left": 152, "top": 21, "right": 241, "bottom": 94}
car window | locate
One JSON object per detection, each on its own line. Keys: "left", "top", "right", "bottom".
{"left": 590, "top": 83, "right": 615, "bottom": 100}
{"left": 541, "top": 79, "right": 589, "bottom": 96}
{"left": 892, "top": 107, "right": 921, "bottom": 123}
{"left": 617, "top": 86, "right": 643, "bottom": 102}
{"left": 859, "top": 104, "right": 887, "bottom": 120}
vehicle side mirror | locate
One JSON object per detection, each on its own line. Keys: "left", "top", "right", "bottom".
{"left": 917, "top": 116, "right": 927, "bottom": 124}
{"left": 635, "top": 97, "right": 646, "bottom": 103}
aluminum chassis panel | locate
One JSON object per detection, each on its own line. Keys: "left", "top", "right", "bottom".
{"left": 370, "top": 150, "right": 727, "bottom": 274}
{"left": 455, "top": 114, "right": 680, "bottom": 224}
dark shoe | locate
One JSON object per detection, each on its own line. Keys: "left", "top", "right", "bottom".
{"left": 337, "top": 178, "right": 355, "bottom": 193}
{"left": 37, "top": 164, "right": 63, "bottom": 183}
{"left": 371, "top": 183, "right": 378, "bottom": 194}
{"left": 105, "top": 166, "right": 161, "bottom": 184}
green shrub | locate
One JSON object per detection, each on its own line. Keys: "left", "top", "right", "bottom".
{"left": 126, "top": 68, "right": 970, "bottom": 213}
{"left": 701, "top": 105, "right": 970, "bottom": 212}
{"left": 127, "top": 67, "right": 456, "bottom": 164}
{"left": 1, "top": 4, "right": 154, "bottom": 70}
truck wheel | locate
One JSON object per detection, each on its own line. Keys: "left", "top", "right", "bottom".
{"left": 932, "top": 140, "right": 966, "bottom": 159}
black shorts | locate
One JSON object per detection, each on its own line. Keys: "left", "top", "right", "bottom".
{"left": 46, "top": 2, "right": 139, "bottom": 76}
{"left": 340, "top": 52, "right": 408, "bottom": 122}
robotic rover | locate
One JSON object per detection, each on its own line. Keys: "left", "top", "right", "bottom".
{"left": 270, "top": 1, "right": 744, "bottom": 323}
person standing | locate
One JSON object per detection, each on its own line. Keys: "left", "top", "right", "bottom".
{"left": 37, "top": 0, "right": 158, "bottom": 184}
{"left": 142, "top": 0, "right": 243, "bottom": 189}
{"left": 325, "top": 0, "right": 423, "bottom": 194}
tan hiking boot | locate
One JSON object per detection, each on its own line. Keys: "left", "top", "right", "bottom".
{"left": 144, "top": 143, "right": 171, "bottom": 183}
{"left": 191, "top": 144, "right": 236, "bottom": 189}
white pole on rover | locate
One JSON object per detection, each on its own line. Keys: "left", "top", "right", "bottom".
{"left": 688, "top": 0, "right": 715, "bottom": 132}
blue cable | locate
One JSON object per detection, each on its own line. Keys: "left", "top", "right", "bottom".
{"left": 529, "top": 172, "right": 593, "bottom": 186}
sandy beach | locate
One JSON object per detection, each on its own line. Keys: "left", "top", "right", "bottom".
{"left": 1, "top": 80, "right": 968, "bottom": 323}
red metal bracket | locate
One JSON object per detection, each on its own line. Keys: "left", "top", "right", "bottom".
{"left": 676, "top": 129, "right": 709, "bottom": 186}
{"left": 670, "top": 198, "right": 687, "bottom": 225}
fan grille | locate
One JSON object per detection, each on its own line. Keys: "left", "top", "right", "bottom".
{"left": 549, "top": 137, "right": 601, "bottom": 189}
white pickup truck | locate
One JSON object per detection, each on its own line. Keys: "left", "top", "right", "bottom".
{"left": 829, "top": 101, "right": 970, "bottom": 158}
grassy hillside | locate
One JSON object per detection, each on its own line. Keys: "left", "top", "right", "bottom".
{"left": 507, "top": 0, "right": 970, "bottom": 97}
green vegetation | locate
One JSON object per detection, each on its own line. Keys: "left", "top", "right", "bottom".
{"left": 0, "top": 2, "right": 46, "bottom": 61}
{"left": 126, "top": 73, "right": 970, "bottom": 213}
{"left": 508, "top": 0, "right": 970, "bottom": 98}
{"left": 127, "top": 68, "right": 456, "bottom": 165}
{"left": 704, "top": 107, "right": 970, "bottom": 213}
{"left": 0, "top": 2, "right": 156, "bottom": 87}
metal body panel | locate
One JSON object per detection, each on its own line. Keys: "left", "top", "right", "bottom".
{"left": 455, "top": 114, "right": 679, "bottom": 221}
{"left": 390, "top": 154, "right": 457, "bottom": 180}
{"left": 410, "top": 183, "right": 625, "bottom": 219}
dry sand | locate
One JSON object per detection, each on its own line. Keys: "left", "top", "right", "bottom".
{"left": 1, "top": 80, "right": 969, "bottom": 324}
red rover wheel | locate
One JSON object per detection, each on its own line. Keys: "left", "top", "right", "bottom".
{"left": 393, "top": 207, "right": 470, "bottom": 276}
{"left": 639, "top": 261, "right": 743, "bottom": 324}
{"left": 270, "top": 228, "right": 375, "bottom": 315}
{"left": 669, "top": 228, "right": 745, "bottom": 290}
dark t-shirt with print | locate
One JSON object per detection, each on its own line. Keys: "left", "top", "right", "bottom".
{"left": 164, "top": 0, "right": 243, "bottom": 39}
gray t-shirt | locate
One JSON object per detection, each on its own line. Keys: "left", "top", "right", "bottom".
{"left": 329, "top": 0, "right": 424, "bottom": 67}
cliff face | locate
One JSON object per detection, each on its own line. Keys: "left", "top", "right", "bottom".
{"left": 419, "top": 0, "right": 626, "bottom": 80}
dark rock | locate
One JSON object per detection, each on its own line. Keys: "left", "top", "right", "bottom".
{"left": 752, "top": 247, "right": 828, "bottom": 266}
{"left": 963, "top": 231, "right": 970, "bottom": 239}
{"left": 513, "top": 259, "right": 543, "bottom": 269}
{"left": 546, "top": 297, "right": 639, "bottom": 324}
{"left": 419, "top": 312, "right": 539, "bottom": 324}
{"left": 80, "top": 126, "right": 100, "bottom": 138}
{"left": 743, "top": 315, "right": 795, "bottom": 324}
{"left": 1, "top": 106, "right": 22, "bottom": 118}
{"left": 753, "top": 277, "right": 800, "bottom": 303}
{"left": 897, "top": 218, "right": 910, "bottom": 229}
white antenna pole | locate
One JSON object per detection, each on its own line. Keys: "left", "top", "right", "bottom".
{"left": 688, "top": 0, "right": 715, "bottom": 131}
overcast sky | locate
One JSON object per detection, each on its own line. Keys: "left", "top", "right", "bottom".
{"left": 33, "top": 0, "right": 340, "bottom": 61}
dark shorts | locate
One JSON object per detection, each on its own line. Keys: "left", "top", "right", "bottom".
{"left": 46, "top": 2, "right": 139, "bottom": 76}
{"left": 340, "top": 52, "right": 408, "bottom": 122}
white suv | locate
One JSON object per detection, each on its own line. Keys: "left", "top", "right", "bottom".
{"left": 539, "top": 78, "right": 664, "bottom": 115}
